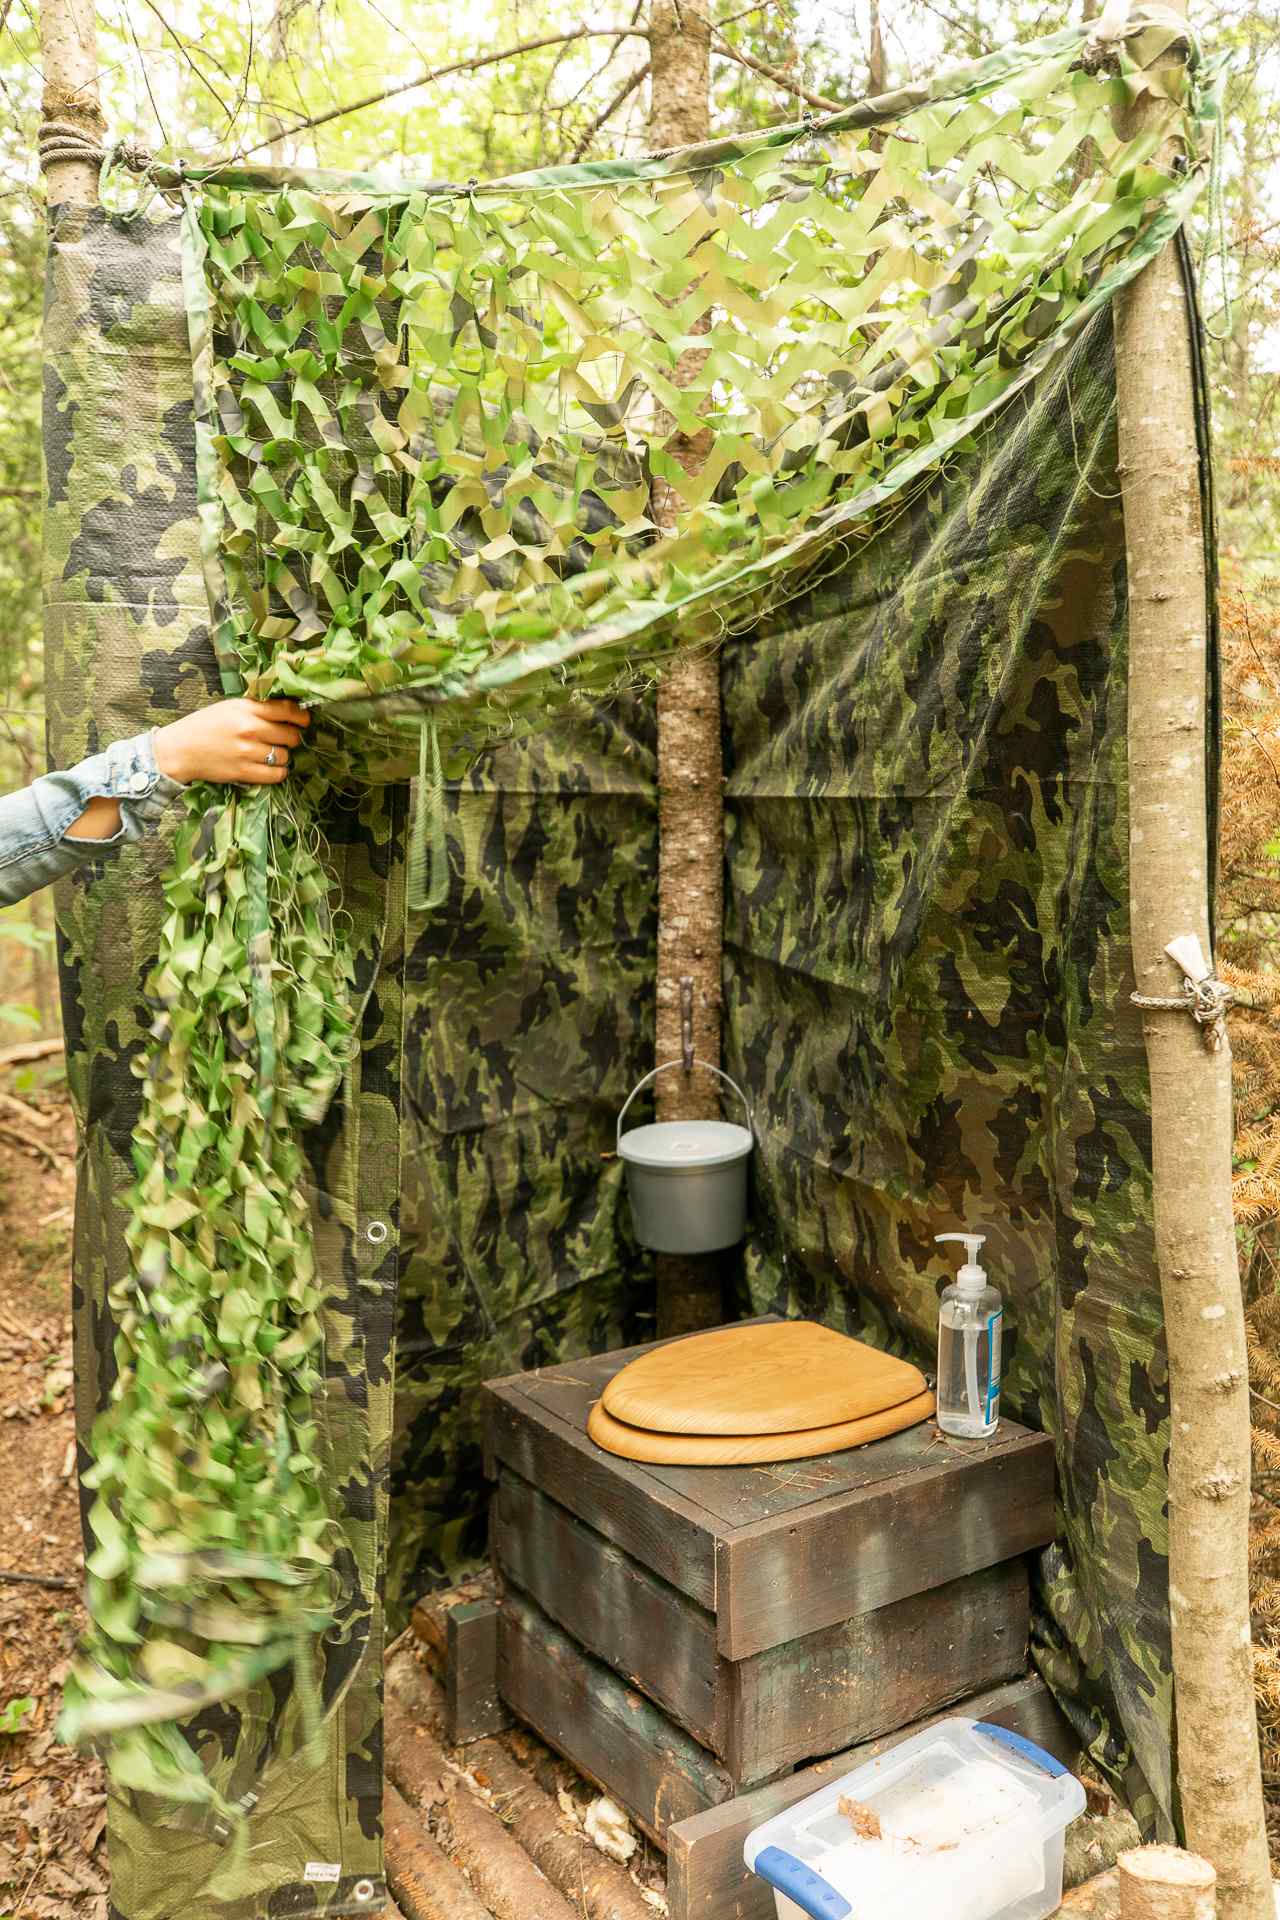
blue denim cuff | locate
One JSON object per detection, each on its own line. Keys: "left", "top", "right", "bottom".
{"left": 95, "top": 730, "right": 186, "bottom": 819}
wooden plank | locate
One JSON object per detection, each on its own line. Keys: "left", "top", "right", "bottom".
{"left": 640, "top": 1425, "right": 1046, "bottom": 1530}
{"left": 493, "top": 1469, "right": 722, "bottom": 1754}
{"left": 446, "top": 1598, "right": 509, "bottom": 1744}
{"left": 494, "top": 1470, "right": 1029, "bottom": 1782}
{"left": 726, "top": 1558, "right": 1029, "bottom": 1783}
{"left": 484, "top": 1382, "right": 716, "bottom": 1609}
{"left": 715, "top": 1431, "right": 1054, "bottom": 1658}
{"left": 665, "top": 1671, "right": 1078, "bottom": 1920}
{"left": 499, "top": 1329, "right": 1045, "bottom": 1534}
{"left": 497, "top": 1584, "right": 735, "bottom": 1846}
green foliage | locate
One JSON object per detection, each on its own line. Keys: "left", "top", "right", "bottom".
{"left": 0, "top": 1696, "right": 34, "bottom": 1736}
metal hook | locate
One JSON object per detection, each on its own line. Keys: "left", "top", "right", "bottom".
{"left": 680, "top": 975, "right": 694, "bottom": 1075}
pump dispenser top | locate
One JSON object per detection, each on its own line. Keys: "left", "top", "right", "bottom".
{"left": 935, "top": 1232, "right": 987, "bottom": 1293}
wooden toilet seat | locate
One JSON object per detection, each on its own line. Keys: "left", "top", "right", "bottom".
{"left": 587, "top": 1321, "right": 934, "bottom": 1464}
{"left": 586, "top": 1388, "right": 936, "bottom": 1464}
{"left": 600, "top": 1319, "right": 928, "bottom": 1436}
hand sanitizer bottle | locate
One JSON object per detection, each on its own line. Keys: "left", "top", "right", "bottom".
{"left": 935, "top": 1232, "right": 1002, "bottom": 1438}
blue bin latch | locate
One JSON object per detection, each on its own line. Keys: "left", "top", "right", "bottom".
{"left": 751, "top": 1846, "right": 853, "bottom": 1920}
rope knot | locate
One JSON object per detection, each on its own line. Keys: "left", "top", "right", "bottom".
{"left": 1130, "top": 932, "right": 1235, "bottom": 1051}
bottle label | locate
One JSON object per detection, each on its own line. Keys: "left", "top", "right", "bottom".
{"left": 985, "top": 1309, "right": 1003, "bottom": 1423}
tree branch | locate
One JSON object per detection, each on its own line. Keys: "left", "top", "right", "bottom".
{"left": 571, "top": 60, "right": 651, "bottom": 160}
{"left": 709, "top": 32, "right": 843, "bottom": 114}
{"left": 228, "top": 27, "right": 647, "bottom": 161}
{"left": 134, "top": 0, "right": 235, "bottom": 127}
{"left": 716, "top": 0, "right": 772, "bottom": 25}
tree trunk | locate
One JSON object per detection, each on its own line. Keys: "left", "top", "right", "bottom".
{"left": 264, "top": 0, "right": 298, "bottom": 166}
{"left": 1118, "top": 1847, "right": 1217, "bottom": 1920}
{"left": 1114, "top": 13, "right": 1271, "bottom": 1918}
{"left": 868, "top": 0, "right": 887, "bottom": 96}
{"left": 38, "top": 0, "right": 103, "bottom": 205}
{"left": 647, "top": 0, "right": 724, "bottom": 1338}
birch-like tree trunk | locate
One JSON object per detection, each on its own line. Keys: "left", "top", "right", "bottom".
{"left": 1114, "top": 9, "right": 1270, "bottom": 1914}
{"left": 868, "top": 0, "right": 887, "bottom": 95}
{"left": 38, "top": 0, "right": 103, "bottom": 205}
{"left": 647, "top": 0, "right": 724, "bottom": 1336}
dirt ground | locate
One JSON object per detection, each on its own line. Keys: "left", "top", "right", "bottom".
{"left": 0, "top": 1085, "right": 107, "bottom": 1920}
{"left": 2, "top": 1080, "right": 1279, "bottom": 1920}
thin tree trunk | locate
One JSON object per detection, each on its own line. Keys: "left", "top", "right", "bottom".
{"left": 38, "top": 0, "right": 103, "bottom": 205}
{"left": 264, "top": 0, "right": 298, "bottom": 166}
{"left": 868, "top": 0, "right": 886, "bottom": 96}
{"left": 647, "top": 0, "right": 724, "bottom": 1338}
{"left": 1114, "top": 12, "right": 1271, "bottom": 1917}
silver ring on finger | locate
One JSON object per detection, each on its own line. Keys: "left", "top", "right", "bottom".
{"left": 266, "top": 747, "right": 279, "bottom": 768}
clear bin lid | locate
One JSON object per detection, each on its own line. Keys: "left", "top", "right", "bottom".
{"left": 744, "top": 1717, "right": 1085, "bottom": 1920}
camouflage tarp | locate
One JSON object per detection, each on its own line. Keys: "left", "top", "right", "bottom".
{"left": 722, "top": 304, "right": 1200, "bottom": 1836}
{"left": 42, "top": 16, "right": 1218, "bottom": 1916}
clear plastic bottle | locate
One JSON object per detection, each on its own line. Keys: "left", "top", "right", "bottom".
{"left": 935, "top": 1232, "right": 1002, "bottom": 1438}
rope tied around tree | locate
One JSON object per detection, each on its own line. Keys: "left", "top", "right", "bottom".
{"left": 1131, "top": 934, "right": 1237, "bottom": 1051}
{"left": 37, "top": 117, "right": 106, "bottom": 172}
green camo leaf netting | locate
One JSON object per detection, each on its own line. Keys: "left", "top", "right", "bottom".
{"left": 60, "top": 13, "right": 1221, "bottom": 1826}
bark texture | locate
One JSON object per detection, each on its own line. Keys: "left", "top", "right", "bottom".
{"left": 38, "top": 0, "right": 103, "bottom": 204}
{"left": 393, "top": 1649, "right": 653, "bottom": 1920}
{"left": 1114, "top": 15, "right": 1270, "bottom": 1917}
{"left": 868, "top": 0, "right": 887, "bottom": 95}
{"left": 1118, "top": 1847, "right": 1217, "bottom": 1920}
{"left": 647, "top": 0, "right": 725, "bottom": 1336}
{"left": 388, "top": 1648, "right": 652, "bottom": 1920}
{"left": 385, "top": 1686, "right": 579, "bottom": 1920}
{"left": 385, "top": 1784, "right": 494, "bottom": 1920}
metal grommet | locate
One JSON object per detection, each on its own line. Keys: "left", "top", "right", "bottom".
{"left": 353, "top": 1881, "right": 376, "bottom": 1903}
{"left": 365, "top": 1220, "right": 388, "bottom": 1246}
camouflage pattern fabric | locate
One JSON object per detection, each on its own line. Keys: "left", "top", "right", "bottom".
{"left": 176, "top": 16, "right": 1221, "bottom": 753}
{"left": 391, "top": 699, "right": 658, "bottom": 1606}
{"left": 44, "top": 205, "right": 401, "bottom": 1920}
{"left": 722, "top": 309, "right": 1181, "bottom": 1836}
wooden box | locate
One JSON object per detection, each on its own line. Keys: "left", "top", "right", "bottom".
{"left": 483, "top": 1332, "right": 1056, "bottom": 1845}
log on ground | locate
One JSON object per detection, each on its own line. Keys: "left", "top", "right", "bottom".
{"left": 384, "top": 1782, "right": 494, "bottom": 1920}
{"left": 385, "top": 1674, "right": 582, "bottom": 1920}
{"left": 1118, "top": 1846, "right": 1217, "bottom": 1920}
{"left": 389, "top": 1641, "right": 655, "bottom": 1920}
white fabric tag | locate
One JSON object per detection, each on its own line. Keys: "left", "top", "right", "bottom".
{"left": 304, "top": 1863, "right": 342, "bottom": 1884}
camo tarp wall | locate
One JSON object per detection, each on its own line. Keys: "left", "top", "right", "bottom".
{"left": 723, "top": 307, "right": 1180, "bottom": 1834}
{"left": 43, "top": 203, "right": 661, "bottom": 1920}
{"left": 43, "top": 206, "right": 411, "bottom": 1919}
{"left": 391, "top": 699, "right": 658, "bottom": 1606}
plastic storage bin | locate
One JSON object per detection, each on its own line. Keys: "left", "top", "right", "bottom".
{"left": 743, "top": 1716, "right": 1085, "bottom": 1920}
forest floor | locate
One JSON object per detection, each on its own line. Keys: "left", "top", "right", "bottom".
{"left": 1, "top": 1087, "right": 1278, "bottom": 1920}
{"left": 0, "top": 1089, "right": 106, "bottom": 1920}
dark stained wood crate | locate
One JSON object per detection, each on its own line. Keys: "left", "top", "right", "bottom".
{"left": 484, "top": 1331, "right": 1056, "bottom": 1843}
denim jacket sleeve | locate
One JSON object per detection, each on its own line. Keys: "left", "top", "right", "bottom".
{"left": 0, "top": 731, "right": 187, "bottom": 907}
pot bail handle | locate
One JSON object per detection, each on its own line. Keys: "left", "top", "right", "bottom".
{"left": 617, "top": 1059, "right": 755, "bottom": 1151}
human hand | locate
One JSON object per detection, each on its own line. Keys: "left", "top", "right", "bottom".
{"left": 152, "top": 699, "right": 312, "bottom": 787}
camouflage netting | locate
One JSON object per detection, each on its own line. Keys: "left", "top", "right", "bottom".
{"left": 42, "top": 15, "right": 1220, "bottom": 1916}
